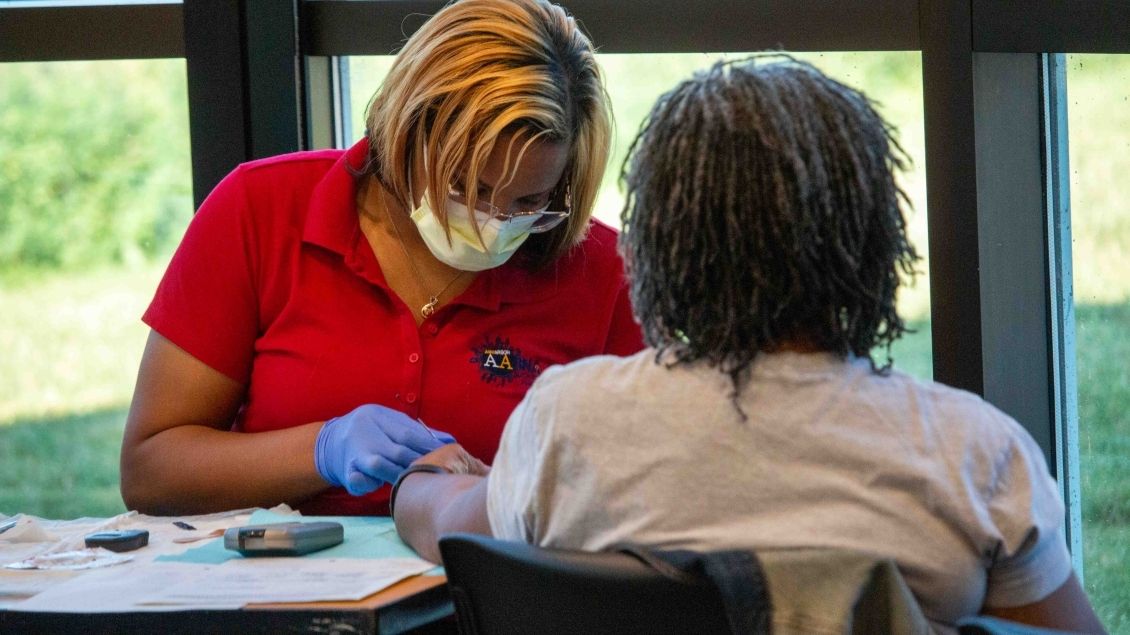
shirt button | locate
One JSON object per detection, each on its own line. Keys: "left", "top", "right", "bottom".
{"left": 426, "top": 324, "right": 439, "bottom": 335}
{"left": 405, "top": 392, "right": 417, "bottom": 404}
{"left": 408, "top": 353, "right": 420, "bottom": 364}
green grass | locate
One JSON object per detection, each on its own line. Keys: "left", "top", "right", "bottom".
{"left": 1084, "top": 523, "right": 1130, "bottom": 632}
{"left": 0, "top": 263, "right": 159, "bottom": 519}
{"left": 0, "top": 263, "right": 162, "bottom": 422}
{"left": 1076, "top": 303, "right": 1130, "bottom": 635}
{"left": 0, "top": 407, "right": 127, "bottom": 519}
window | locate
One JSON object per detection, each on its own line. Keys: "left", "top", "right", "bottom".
{"left": 348, "top": 51, "right": 933, "bottom": 379}
{"left": 1066, "top": 53, "right": 1130, "bottom": 631}
{"left": 346, "top": 56, "right": 395, "bottom": 142}
{"left": 0, "top": 59, "right": 192, "bottom": 518}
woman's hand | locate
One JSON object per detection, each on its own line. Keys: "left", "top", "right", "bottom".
{"left": 314, "top": 404, "right": 456, "bottom": 495}
{"left": 414, "top": 444, "right": 490, "bottom": 477}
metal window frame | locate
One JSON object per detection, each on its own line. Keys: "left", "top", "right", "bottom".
{"left": 304, "top": 55, "right": 351, "bottom": 150}
{"left": 1042, "top": 53, "right": 1083, "bottom": 570}
{"left": 300, "top": 0, "right": 921, "bottom": 55}
{"left": 974, "top": 2, "right": 1130, "bottom": 54}
{"left": 4, "top": 0, "right": 1130, "bottom": 574}
{"left": 182, "top": 0, "right": 304, "bottom": 205}
{"left": 0, "top": 2, "right": 184, "bottom": 61}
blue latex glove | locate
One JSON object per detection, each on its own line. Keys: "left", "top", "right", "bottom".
{"left": 314, "top": 404, "right": 456, "bottom": 495}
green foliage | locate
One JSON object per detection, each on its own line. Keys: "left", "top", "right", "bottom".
{"left": 886, "top": 319, "right": 934, "bottom": 380}
{"left": 0, "top": 60, "right": 192, "bottom": 272}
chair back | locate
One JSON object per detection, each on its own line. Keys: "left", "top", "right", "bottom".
{"left": 439, "top": 533, "right": 733, "bottom": 635}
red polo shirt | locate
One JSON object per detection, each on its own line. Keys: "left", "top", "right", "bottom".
{"left": 143, "top": 139, "right": 644, "bottom": 515}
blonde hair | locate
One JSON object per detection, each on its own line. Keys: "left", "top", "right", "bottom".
{"left": 365, "top": 0, "right": 612, "bottom": 268}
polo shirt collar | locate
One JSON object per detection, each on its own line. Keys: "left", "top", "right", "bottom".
{"left": 302, "top": 138, "right": 368, "bottom": 257}
{"left": 302, "top": 138, "right": 561, "bottom": 311}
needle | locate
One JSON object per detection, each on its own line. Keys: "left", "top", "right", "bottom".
{"left": 415, "top": 418, "right": 441, "bottom": 443}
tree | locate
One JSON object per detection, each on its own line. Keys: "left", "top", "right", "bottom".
{"left": 0, "top": 60, "right": 193, "bottom": 272}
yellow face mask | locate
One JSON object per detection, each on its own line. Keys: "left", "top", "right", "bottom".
{"left": 409, "top": 196, "right": 538, "bottom": 272}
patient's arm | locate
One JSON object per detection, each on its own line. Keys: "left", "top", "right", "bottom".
{"left": 392, "top": 444, "right": 491, "bottom": 563}
{"left": 982, "top": 572, "right": 1106, "bottom": 634}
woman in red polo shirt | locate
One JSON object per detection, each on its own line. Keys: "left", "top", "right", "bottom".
{"left": 119, "top": 0, "right": 643, "bottom": 516}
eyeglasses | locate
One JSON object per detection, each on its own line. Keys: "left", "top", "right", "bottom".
{"left": 447, "top": 182, "right": 571, "bottom": 233}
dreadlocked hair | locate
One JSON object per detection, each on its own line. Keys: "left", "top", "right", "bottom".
{"left": 619, "top": 55, "right": 920, "bottom": 401}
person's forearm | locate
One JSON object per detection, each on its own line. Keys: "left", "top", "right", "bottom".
{"left": 982, "top": 573, "right": 1106, "bottom": 634}
{"left": 120, "top": 422, "right": 328, "bottom": 515}
{"left": 393, "top": 474, "right": 490, "bottom": 563}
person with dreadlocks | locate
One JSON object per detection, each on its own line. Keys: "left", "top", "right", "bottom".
{"left": 391, "top": 57, "right": 1104, "bottom": 633}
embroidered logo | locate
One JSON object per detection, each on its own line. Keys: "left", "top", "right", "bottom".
{"left": 470, "top": 336, "right": 542, "bottom": 387}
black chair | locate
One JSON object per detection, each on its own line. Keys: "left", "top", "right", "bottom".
{"left": 439, "top": 534, "right": 1083, "bottom": 635}
{"left": 438, "top": 533, "right": 735, "bottom": 635}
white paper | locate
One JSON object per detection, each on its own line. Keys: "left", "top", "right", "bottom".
{"left": 0, "top": 569, "right": 79, "bottom": 600}
{"left": 0, "top": 516, "right": 59, "bottom": 543}
{"left": 4, "top": 548, "right": 133, "bottom": 571}
{"left": 8, "top": 557, "right": 433, "bottom": 612}
{"left": 8, "top": 562, "right": 241, "bottom": 613}
{"left": 138, "top": 557, "right": 433, "bottom": 605}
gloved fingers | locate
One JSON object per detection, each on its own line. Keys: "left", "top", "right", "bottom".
{"left": 354, "top": 453, "right": 415, "bottom": 485}
{"left": 350, "top": 405, "right": 443, "bottom": 454}
{"left": 382, "top": 421, "right": 453, "bottom": 454}
{"left": 351, "top": 404, "right": 457, "bottom": 451}
{"left": 381, "top": 444, "right": 426, "bottom": 471}
{"left": 343, "top": 467, "right": 385, "bottom": 496}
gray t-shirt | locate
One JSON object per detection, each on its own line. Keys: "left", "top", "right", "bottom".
{"left": 486, "top": 350, "right": 1072, "bottom": 633}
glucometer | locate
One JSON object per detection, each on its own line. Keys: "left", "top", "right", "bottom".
{"left": 85, "top": 529, "right": 150, "bottom": 553}
{"left": 223, "top": 521, "right": 344, "bottom": 557}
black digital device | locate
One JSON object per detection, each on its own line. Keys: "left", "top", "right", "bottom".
{"left": 223, "top": 521, "right": 344, "bottom": 557}
{"left": 84, "top": 529, "right": 150, "bottom": 553}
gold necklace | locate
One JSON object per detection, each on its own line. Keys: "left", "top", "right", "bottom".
{"left": 372, "top": 203, "right": 465, "bottom": 319}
